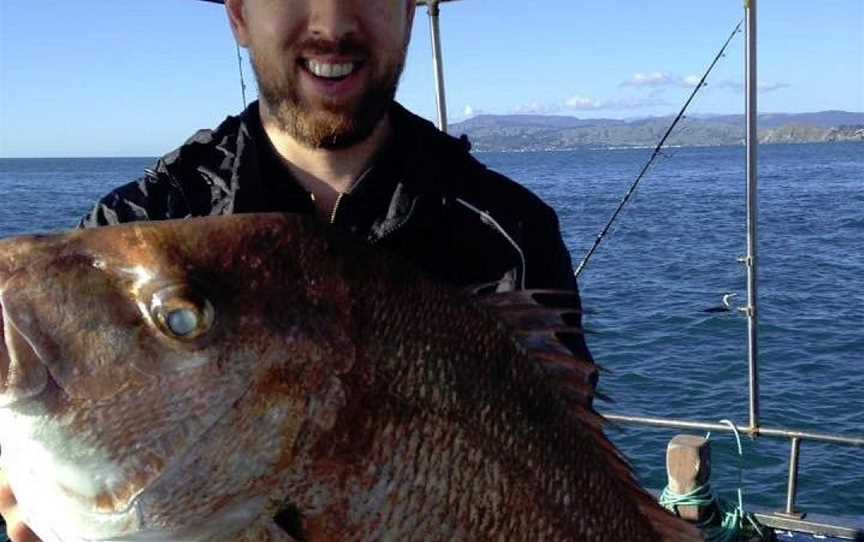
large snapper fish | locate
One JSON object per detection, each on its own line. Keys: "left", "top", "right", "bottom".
{"left": 0, "top": 214, "right": 699, "bottom": 541}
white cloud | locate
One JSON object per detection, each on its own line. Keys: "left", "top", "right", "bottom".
{"left": 512, "top": 102, "right": 562, "bottom": 115}
{"left": 758, "top": 82, "right": 791, "bottom": 93}
{"left": 508, "top": 93, "right": 673, "bottom": 116}
{"left": 612, "top": 97, "right": 672, "bottom": 109}
{"left": 452, "top": 105, "right": 486, "bottom": 122}
{"left": 708, "top": 79, "right": 791, "bottom": 93}
{"left": 621, "top": 72, "right": 703, "bottom": 89}
{"left": 682, "top": 75, "right": 702, "bottom": 87}
{"left": 712, "top": 80, "right": 742, "bottom": 91}
{"left": 621, "top": 72, "right": 675, "bottom": 88}
{"left": 620, "top": 71, "right": 789, "bottom": 95}
{"left": 564, "top": 95, "right": 671, "bottom": 111}
{"left": 462, "top": 105, "right": 482, "bottom": 118}
{"left": 564, "top": 95, "right": 602, "bottom": 110}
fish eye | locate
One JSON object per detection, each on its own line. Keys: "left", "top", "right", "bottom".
{"left": 166, "top": 308, "right": 199, "bottom": 337}
{"left": 149, "top": 285, "right": 215, "bottom": 342}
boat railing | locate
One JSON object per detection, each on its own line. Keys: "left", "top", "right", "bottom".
{"left": 600, "top": 412, "right": 864, "bottom": 540}
{"left": 414, "top": 1, "right": 864, "bottom": 539}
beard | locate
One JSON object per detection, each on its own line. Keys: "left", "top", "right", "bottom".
{"left": 249, "top": 36, "right": 406, "bottom": 150}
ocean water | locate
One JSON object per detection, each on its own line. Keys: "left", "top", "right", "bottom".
{"left": 480, "top": 142, "right": 864, "bottom": 525}
{"left": 0, "top": 143, "right": 862, "bottom": 527}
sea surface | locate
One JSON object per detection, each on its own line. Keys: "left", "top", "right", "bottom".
{"left": 0, "top": 143, "right": 862, "bottom": 529}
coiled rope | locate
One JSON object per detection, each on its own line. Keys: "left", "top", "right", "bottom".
{"left": 659, "top": 420, "right": 765, "bottom": 542}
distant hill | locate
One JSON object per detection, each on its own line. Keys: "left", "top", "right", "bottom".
{"left": 451, "top": 111, "right": 864, "bottom": 152}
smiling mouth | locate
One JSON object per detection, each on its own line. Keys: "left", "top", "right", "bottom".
{"left": 301, "top": 58, "right": 364, "bottom": 82}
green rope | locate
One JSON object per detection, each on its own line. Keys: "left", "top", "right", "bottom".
{"left": 659, "top": 483, "right": 761, "bottom": 542}
{"left": 659, "top": 420, "right": 765, "bottom": 542}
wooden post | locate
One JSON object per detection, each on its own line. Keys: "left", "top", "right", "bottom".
{"left": 666, "top": 434, "right": 713, "bottom": 523}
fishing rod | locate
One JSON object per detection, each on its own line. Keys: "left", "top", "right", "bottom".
{"left": 573, "top": 18, "right": 744, "bottom": 279}
{"left": 235, "top": 42, "right": 248, "bottom": 109}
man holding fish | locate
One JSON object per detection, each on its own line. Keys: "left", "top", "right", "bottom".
{"left": 0, "top": 0, "right": 595, "bottom": 540}
{"left": 82, "top": 0, "right": 578, "bottom": 292}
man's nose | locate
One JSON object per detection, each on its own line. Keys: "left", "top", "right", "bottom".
{"left": 307, "top": 0, "right": 359, "bottom": 42}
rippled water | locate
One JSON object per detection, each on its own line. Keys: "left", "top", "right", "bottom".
{"left": 482, "top": 142, "right": 864, "bottom": 523}
{"left": 0, "top": 143, "right": 862, "bottom": 525}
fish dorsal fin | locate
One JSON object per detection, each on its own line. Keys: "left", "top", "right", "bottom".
{"left": 477, "top": 289, "right": 704, "bottom": 542}
{"left": 475, "top": 289, "right": 599, "bottom": 414}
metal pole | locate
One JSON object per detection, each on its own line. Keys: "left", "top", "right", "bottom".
{"left": 743, "top": 0, "right": 760, "bottom": 433}
{"left": 782, "top": 437, "right": 803, "bottom": 518}
{"left": 426, "top": 0, "right": 449, "bottom": 132}
{"left": 601, "top": 413, "right": 864, "bottom": 447}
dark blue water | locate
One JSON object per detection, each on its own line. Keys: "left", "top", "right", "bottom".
{"left": 481, "top": 143, "right": 864, "bottom": 526}
{"left": 0, "top": 143, "right": 862, "bottom": 527}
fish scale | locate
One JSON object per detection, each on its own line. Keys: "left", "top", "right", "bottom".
{"left": 0, "top": 214, "right": 701, "bottom": 541}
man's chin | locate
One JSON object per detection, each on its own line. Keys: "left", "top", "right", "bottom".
{"left": 283, "top": 106, "right": 375, "bottom": 150}
{"left": 257, "top": 75, "right": 395, "bottom": 149}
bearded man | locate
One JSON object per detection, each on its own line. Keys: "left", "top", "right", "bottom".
{"left": 74, "top": 0, "right": 581, "bottom": 292}
{"left": 0, "top": 1, "right": 590, "bottom": 540}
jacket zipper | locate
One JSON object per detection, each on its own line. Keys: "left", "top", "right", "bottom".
{"left": 329, "top": 192, "right": 345, "bottom": 224}
{"left": 330, "top": 167, "right": 374, "bottom": 225}
{"left": 369, "top": 194, "right": 419, "bottom": 245}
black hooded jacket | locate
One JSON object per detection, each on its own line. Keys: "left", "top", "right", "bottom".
{"left": 80, "top": 101, "right": 578, "bottom": 295}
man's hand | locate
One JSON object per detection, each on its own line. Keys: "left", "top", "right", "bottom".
{"left": 0, "top": 469, "right": 41, "bottom": 542}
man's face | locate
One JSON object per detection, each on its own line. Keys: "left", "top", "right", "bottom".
{"left": 229, "top": 0, "right": 415, "bottom": 149}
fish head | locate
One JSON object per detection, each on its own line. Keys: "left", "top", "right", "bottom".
{"left": 0, "top": 214, "right": 356, "bottom": 538}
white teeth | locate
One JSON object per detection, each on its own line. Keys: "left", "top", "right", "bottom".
{"left": 306, "top": 59, "right": 356, "bottom": 79}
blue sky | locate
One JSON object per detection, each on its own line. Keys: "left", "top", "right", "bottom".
{"left": 1, "top": 0, "right": 862, "bottom": 157}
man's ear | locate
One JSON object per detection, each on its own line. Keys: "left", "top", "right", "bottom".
{"left": 225, "top": 0, "right": 250, "bottom": 47}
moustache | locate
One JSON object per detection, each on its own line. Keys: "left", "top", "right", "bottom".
{"left": 297, "top": 36, "right": 370, "bottom": 58}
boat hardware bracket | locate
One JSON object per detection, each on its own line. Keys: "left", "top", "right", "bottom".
{"left": 775, "top": 437, "right": 806, "bottom": 520}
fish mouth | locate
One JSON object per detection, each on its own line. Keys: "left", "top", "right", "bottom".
{"left": 0, "top": 292, "right": 49, "bottom": 408}
{"left": 0, "top": 363, "right": 256, "bottom": 524}
{"left": 48, "top": 379, "right": 258, "bottom": 521}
